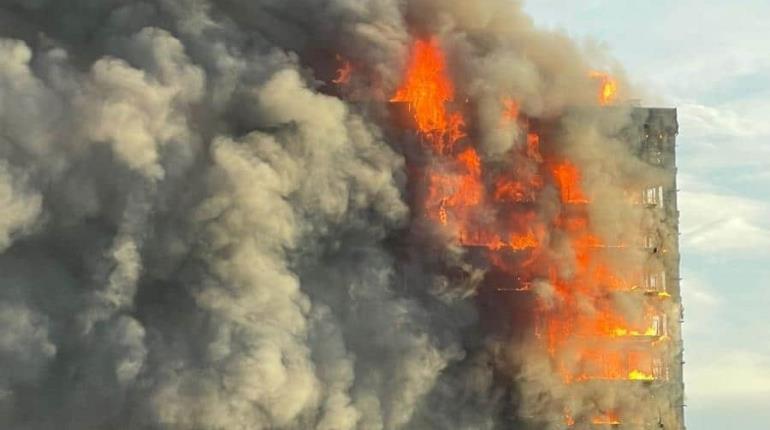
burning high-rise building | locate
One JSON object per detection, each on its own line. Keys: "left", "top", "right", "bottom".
{"left": 0, "top": 1, "right": 685, "bottom": 429}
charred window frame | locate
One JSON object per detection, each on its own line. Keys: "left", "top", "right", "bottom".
{"left": 642, "top": 125, "right": 666, "bottom": 165}
{"left": 642, "top": 185, "right": 664, "bottom": 208}
{"left": 644, "top": 270, "right": 667, "bottom": 293}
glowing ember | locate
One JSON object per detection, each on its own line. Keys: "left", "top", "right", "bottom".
{"left": 592, "top": 411, "right": 621, "bottom": 425}
{"left": 612, "top": 326, "right": 659, "bottom": 338}
{"left": 628, "top": 369, "right": 655, "bottom": 381}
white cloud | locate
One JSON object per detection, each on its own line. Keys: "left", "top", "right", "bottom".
{"left": 678, "top": 102, "right": 770, "bottom": 140}
{"left": 681, "top": 277, "right": 720, "bottom": 308}
{"left": 679, "top": 190, "right": 770, "bottom": 255}
{"left": 685, "top": 216, "right": 770, "bottom": 251}
{"left": 680, "top": 276, "right": 722, "bottom": 341}
{"left": 674, "top": 100, "right": 770, "bottom": 178}
{"left": 685, "top": 349, "right": 770, "bottom": 403}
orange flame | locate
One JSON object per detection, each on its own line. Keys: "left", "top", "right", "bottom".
{"left": 628, "top": 369, "right": 655, "bottom": 381}
{"left": 501, "top": 98, "right": 520, "bottom": 123}
{"left": 540, "top": 153, "right": 669, "bottom": 386}
{"left": 552, "top": 161, "right": 589, "bottom": 203}
{"left": 392, "top": 37, "right": 664, "bottom": 406}
{"left": 590, "top": 71, "right": 618, "bottom": 106}
{"left": 333, "top": 56, "right": 353, "bottom": 85}
{"left": 527, "top": 133, "right": 543, "bottom": 162}
{"left": 393, "top": 39, "right": 483, "bottom": 245}
{"left": 494, "top": 178, "right": 534, "bottom": 202}
{"left": 391, "top": 39, "right": 465, "bottom": 153}
{"left": 592, "top": 411, "right": 621, "bottom": 425}
{"left": 509, "top": 232, "right": 539, "bottom": 250}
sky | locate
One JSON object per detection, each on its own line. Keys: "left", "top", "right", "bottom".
{"left": 523, "top": 1, "right": 770, "bottom": 428}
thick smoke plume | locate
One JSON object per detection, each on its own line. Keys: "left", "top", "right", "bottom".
{"left": 0, "top": 1, "right": 679, "bottom": 429}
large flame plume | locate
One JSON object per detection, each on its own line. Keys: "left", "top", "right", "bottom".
{"left": 389, "top": 37, "right": 680, "bottom": 428}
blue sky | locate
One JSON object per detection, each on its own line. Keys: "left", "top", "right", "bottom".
{"left": 523, "top": 1, "right": 770, "bottom": 428}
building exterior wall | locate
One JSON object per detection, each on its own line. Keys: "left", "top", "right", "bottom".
{"left": 631, "top": 107, "right": 684, "bottom": 429}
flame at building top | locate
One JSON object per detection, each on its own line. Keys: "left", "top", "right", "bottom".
{"left": 391, "top": 39, "right": 465, "bottom": 153}
{"left": 591, "top": 71, "right": 620, "bottom": 105}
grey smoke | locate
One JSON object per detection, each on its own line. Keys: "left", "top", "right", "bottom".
{"left": 0, "top": 0, "right": 663, "bottom": 429}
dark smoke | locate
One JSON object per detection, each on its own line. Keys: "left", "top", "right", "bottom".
{"left": 0, "top": 1, "right": 671, "bottom": 429}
